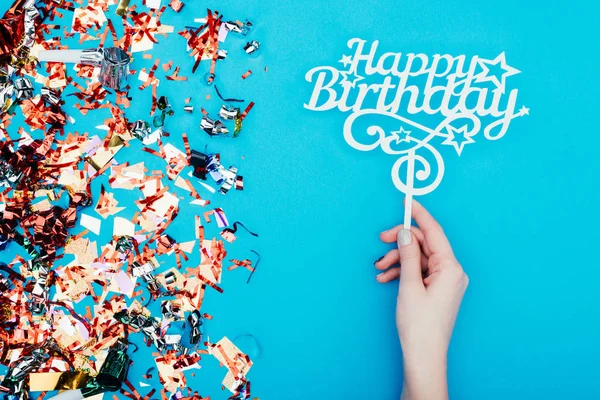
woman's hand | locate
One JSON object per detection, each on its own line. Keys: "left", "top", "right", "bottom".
{"left": 375, "top": 199, "right": 468, "bottom": 400}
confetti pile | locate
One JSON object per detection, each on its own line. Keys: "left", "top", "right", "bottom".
{"left": 0, "top": 0, "right": 263, "bottom": 399}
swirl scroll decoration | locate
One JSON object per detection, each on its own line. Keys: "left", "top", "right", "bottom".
{"left": 344, "top": 110, "right": 481, "bottom": 193}
{"left": 343, "top": 110, "right": 483, "bottom": 227}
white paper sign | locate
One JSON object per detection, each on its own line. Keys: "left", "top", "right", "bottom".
{"left": 305, "top": 38, "right": 529, "bottom": 224}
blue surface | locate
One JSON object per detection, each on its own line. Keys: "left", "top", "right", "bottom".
{"left": 2, "top": 0, "right": 600, "bottom": 399}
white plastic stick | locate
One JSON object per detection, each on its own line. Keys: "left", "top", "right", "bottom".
{"left": 403, "top": 150, "right": 415, "bottom": 230}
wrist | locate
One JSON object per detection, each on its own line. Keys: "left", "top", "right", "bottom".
{"left": 401, "top": 352, "right": 448, "bottom": 400}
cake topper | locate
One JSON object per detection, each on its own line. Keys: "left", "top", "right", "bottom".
{"left": 305, "top": 38, "right": 529, "bottom": 228}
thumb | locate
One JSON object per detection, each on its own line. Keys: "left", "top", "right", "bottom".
{"left": 397, "top": 229, "right": 424, "bottom": 288}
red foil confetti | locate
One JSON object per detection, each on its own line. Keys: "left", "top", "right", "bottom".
{"left": 0, "top": 0, "right": 258, "bottom": 400}
{"left": 0, "top": 0, "right": 263, "bottom": 398}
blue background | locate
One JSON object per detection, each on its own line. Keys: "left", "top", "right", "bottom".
{"left": 2, "top": 0, "right": 600, "bottom": 399}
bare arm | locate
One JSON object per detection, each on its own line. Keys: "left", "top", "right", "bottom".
{"left": 375, "top": 200, "right": 468, "bottom": 400}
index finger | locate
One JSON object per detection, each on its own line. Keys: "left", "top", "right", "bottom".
{"left": 410, "top": 199, "right": 454, "bottom": 257}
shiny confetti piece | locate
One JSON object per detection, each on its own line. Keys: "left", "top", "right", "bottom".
{"left": 80, "top": 213, "right": 102, "bottom": 235}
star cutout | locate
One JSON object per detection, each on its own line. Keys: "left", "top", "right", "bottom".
{"left": 339, "top": 70, "right": 364, "bottom": 88}
{"left": 390, "top": 127, "right": 411, "bottom": 144}
{"left": 339, "top": 55, "right": 353, "bottom": 68}
{"left": 442, "top": 125, "right": 475, "bottom": 156}
{"left": 474, "top": 52, "right": 520, "bottom": 94}
{"left": 519, "top": 105, "right": 530, "bottom": 116}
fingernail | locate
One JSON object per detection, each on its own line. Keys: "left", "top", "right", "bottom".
{"left": 398, "top": 229, "right": 412, "bottom": 246}
{"left": 376, "top": 272, "right": 384, "bottom": 279}
{"left": 374, "top": 256, "right": 384, "bottom": 264}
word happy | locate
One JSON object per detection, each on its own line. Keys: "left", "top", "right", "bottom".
{"left": 304, "top": 38, "right": 529, "bottom": 196}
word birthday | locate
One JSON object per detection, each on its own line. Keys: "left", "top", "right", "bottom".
{"left": 304, "top": 38, "right": 529, "bottom": 201}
